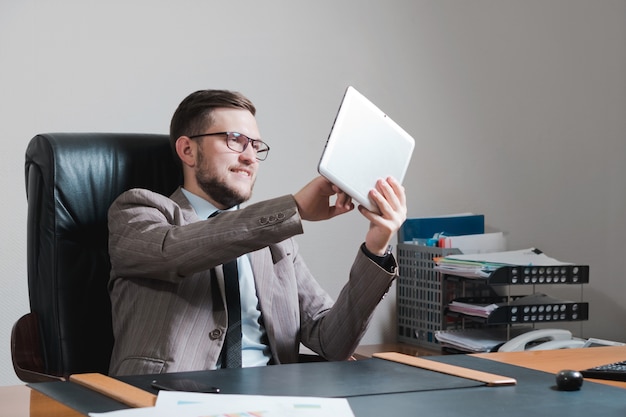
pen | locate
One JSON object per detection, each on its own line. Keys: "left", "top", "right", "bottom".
{"left": 150, "top": 380, "right": 220, "bottom": 394}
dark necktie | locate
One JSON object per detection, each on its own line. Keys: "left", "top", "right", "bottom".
{"left": 209, "top": 210, "right": 242, "bottom": 368}
{"left": 221, "top": 258, "right": 242, "bottom": 368}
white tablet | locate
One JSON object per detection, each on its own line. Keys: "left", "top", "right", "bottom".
{"left": 318, "top": 86, "right": 415, "bottom": 213}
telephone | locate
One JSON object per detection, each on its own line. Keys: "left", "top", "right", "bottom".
{"left": 498, "top": 328, "right": 586, "bottom": 352}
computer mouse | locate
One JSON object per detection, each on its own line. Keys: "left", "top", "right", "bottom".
{"left": 556, "top": 369, "right": 584, "bottom": 391}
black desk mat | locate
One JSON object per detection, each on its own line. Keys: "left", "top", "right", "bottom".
{"left": 122, "top": 357, "right": 483, "bottom": 397}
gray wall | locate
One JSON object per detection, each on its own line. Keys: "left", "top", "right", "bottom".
{"left": 1, "top": 1, "right": 624, "bottom": 386}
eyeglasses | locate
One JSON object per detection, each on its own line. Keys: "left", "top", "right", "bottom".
{"left": 188, "top": 131, "right": 270, "bottom": 161}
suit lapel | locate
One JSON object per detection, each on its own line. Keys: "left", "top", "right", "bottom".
{"left": 170, "top": 187, "right": 202, "bottom": 224}
{"left": 250, "top": 249, "right": 274, "bottom": 325}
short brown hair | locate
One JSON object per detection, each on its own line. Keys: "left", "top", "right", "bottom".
{"left": 169, "top": 89, "right": 256, "bottom": 157}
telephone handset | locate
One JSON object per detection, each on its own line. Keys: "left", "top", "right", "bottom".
{"left": 498, "top": 328, "right": 586, "bottom": 352}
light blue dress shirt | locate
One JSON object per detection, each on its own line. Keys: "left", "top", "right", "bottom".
{"left": 181, "top": 189, "right": 271, "bottom": 367}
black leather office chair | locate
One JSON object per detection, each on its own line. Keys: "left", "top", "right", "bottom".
{"left": 11, "top": 133, "right": 182, "bottom": 382}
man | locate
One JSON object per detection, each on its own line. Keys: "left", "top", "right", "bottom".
{"left": 107, "top": 89, "right": 407, "bottom": 376}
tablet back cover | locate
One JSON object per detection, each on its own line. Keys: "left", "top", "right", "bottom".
{"left": 318, "top": 86, "right": 415, "bottom": 212}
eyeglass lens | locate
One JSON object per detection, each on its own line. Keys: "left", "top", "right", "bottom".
{"left": 227, "top": 133, "right": 269, "bottom": 159}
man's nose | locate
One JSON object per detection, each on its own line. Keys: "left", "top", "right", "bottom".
{"left": 239, "top": 144, "right": 257, "bottom": 163}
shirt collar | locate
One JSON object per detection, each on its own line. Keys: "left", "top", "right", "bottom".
{"left": 181, "top": 188, "right": 237, "bottom": 218}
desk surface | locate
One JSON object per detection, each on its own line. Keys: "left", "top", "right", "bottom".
{"left": 4, "top": 345, "right": 626, "bottom": 417}
{"left": 354, "top": 343, "right": 626, "bottom": 389}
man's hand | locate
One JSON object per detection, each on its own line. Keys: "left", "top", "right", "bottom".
{"left": 294, "top": 176, "right": 355, "bottom": 221}
{"left": 359, "top": 177, "right": 407, "bottom": 256}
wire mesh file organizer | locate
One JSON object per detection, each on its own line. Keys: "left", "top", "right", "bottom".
{"left": 396, "top": 243, "right": 590, "bottom": 351}
{"left": 396, "top": 244, "right": 460, "bottom": 349}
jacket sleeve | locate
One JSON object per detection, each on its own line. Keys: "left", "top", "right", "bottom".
{"left": 108, "top": 188, "right": 304, "bottom": 283}
{"left": 296, "top": 247, "right": 397, "bottom": 361}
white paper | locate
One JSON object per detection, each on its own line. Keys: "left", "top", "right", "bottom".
{"left": 438, "top": 232, "right": 506, "bottom": 255}
{"left": 447, "top": 300, "right": 500, "bottom": 318}
{"left": 444, "top": 248, "right": 571, "bottom": 266}
{"left": 89, "top": 391, "right": 355, "bottom": 417}
{"left": 435, "top": 327, "right": 533, "bottom": 352}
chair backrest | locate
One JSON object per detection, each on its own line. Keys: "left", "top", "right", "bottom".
{"left": 24, "top": 133, "right": 182, "bottom": 378}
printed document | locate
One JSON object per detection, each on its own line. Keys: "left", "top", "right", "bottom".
{"left": 89, "top": 391, "right": 355, "bottom": 417}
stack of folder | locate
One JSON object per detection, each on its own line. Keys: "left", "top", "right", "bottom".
{"left": 399, "top": 213, "right": 506, "bottom": 255}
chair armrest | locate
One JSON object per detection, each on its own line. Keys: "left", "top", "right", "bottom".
{"left": 11, "top": 313, "right": 64, "bottom": 383}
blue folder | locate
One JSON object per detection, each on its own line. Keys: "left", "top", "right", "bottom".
{"left": 399, "top": 214, "right": 485, "bottom": 242}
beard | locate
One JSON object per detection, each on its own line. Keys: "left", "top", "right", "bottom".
{"left": 195, "top": 147, "right": 253, "bottom": 209}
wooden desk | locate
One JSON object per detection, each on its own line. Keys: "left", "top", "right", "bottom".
{"left": 474, "top": 345, "right": 626, "bottom": 388}
{"left": 356, "top": 343, "right": 626, "bottom": 389}
{"left": 1, "top": 384, "right": 83, "bottom": 417}
{"left": 4, "top": 345, "right": 626, "bottom": 416}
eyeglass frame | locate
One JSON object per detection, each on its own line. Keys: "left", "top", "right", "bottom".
{"left": 187, "top": 131, "right": 270, "bottom": 161}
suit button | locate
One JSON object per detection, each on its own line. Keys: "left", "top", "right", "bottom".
{"left": 277, "top": 212, "right": 285, "bottom": 220}
{"left": 209, "top": 329, "right": 223, "bottom": 340}
{"left": 259, "top": 216, "right": 268, "bottom": 225}
{"left": 269, "top": 215, "right": 276, "bottom": 222}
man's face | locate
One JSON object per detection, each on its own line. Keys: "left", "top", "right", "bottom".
{"left": 193, "top": 108, "right": 261, "bottom": 209}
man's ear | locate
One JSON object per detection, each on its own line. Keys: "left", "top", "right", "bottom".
{"left": 175, "top": 136, "right": 197, "bottom": 168}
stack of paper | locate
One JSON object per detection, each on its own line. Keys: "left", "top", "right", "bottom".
{"left": 435, "top": 327, "right": 533, "bottom": 353}
{"left": 433, "top": 257, "right": 507, "bottom": 278}
{"left": 448, "top": 300, "right": 501, "bottom": 318}
{"left": 434, "top": 248, "right": 571, "bottom": 278}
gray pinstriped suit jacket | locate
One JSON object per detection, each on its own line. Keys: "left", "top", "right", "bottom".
{"left": 107, "top": 187, "right": 396, "bottom": 376}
